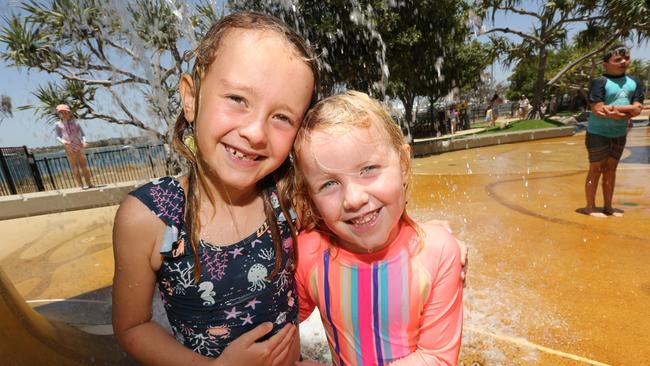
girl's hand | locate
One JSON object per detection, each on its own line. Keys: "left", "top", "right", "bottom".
{"left": 215, "top": 322, "right": 296, "bottom": 366}
{"left": 457, "top": 240, "right": 468, "bottom": 286}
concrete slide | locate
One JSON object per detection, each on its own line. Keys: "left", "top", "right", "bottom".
{"left": 0, "top": 267, "right": 135, "bottom": 365}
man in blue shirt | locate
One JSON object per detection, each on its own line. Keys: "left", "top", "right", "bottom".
{"left": 583, "top": 45, "right": 644, "bottom": 217}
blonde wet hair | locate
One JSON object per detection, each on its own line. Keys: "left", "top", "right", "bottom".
{"left": 172, "top": 11, "right": 320, "bottom": 282}
{"left": 289, "top": 90, "right": 423, "bottom": 249}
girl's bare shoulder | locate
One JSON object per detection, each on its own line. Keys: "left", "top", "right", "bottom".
{"left": 113, "top": 194, "right": 167, "bottom": 269}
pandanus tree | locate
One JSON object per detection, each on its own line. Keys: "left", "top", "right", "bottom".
{"left": 3, "top": 0, "right": 491, "bottom": 139}
{"left": 0, "top": 0, "right": 224, "bottom": 140}
{"left": 479, "top": 0, "right": 650, "bottom": 117}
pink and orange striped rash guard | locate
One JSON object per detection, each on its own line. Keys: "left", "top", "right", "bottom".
{"left": 296, "top": 221, "right": 463, "bottom": 366}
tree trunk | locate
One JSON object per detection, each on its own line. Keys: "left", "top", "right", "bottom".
{"left": 400, "top": 93, "right": 415, "bottom": 143}
{"left": 531, "top": 46, "right": 548, "bottom": 119}
{"left": 429, "top": 95, "right": 435, "bottom": 135}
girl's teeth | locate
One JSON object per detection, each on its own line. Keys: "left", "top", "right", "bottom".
{"left": 226, "top": 146, "right": 257, "bottom": 160}
{"left": 352, "top": 210, "right": 378, "bottom": 225}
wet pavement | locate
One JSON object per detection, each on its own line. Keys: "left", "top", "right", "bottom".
{"left": 1, "top": 127, "right": 648, "bottom": 365}
{"left": 410, "top": 126, "right": 650, "bottom": 365}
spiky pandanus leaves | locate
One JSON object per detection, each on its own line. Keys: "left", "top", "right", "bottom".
{"left": 0, "top": 0, "right": 203, "bottom": 140}
{"left": 478, "top": 0, "right": 650, "bottom": 115}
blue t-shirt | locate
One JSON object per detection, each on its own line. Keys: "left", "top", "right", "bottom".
{"left": 129, "top": 176, "right": 298, "bottom": 357}
{"left": 587, "top": 74, "right": 644, "bottom": 137}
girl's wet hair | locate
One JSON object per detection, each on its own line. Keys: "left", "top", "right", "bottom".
{"left": 289, "top": 91, "right": 423, "bottom": 248}
{"left": 172, "top": 11, "right": 320, "bottom": 282}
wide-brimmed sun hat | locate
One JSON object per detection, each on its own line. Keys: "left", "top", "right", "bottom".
{"left": 55, "top": 104, "right": 71, "bottom": 112}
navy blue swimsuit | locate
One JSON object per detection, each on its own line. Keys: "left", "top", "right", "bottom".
{"left": 129, "top": 176, "right": 298, "bottom": 357}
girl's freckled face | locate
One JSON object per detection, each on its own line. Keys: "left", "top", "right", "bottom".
{"left": 298, "top": 124, "right": 407, "bottom": 254}
{"left": 193, "top": 29, "right": 314, "bottom": 191}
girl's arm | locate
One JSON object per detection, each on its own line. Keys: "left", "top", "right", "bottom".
{"left": 423, "top": 219, "right": 468, "bottom": 285}
{"left": 55, "top": 124, "right": 67, "bottom": 144}
{"left": 295, "top": 251, "right": 317, "bottom": 322}
{"left": 112, "top": 196, "right": 214, "bottom": 366}
{"left": 78, "top": 122, "right": 87, "bottom": 145}
{"left": 388, "top": 225, "right": 463, "bottom": 366}
{"left": 112, "top": 196, "right": 297, "bottom": 366}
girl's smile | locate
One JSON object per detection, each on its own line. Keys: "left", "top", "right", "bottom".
{"left": 298, "top": 124, "right": 409, "bottom": 254}
{"left": 180, "top": 28, "right": 314, "bottom": 194}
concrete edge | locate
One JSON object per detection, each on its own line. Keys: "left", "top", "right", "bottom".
{"left": 0, "top": 180, "right": 149, "bottom": 221}
{"left": 411, "top": 126, "right": 576, "bottom": 157}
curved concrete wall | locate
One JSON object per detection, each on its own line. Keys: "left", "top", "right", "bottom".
{"left": 411, "top": 126, "right": 575, "bottom": 157}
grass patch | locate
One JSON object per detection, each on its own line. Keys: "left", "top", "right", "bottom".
{"left": 552, "top": 110, "right": 583, "bottom": 117}
{"left": 476, "top": 118, "right": 565, "bottom": 135}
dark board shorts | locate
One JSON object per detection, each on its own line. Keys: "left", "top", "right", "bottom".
{"left": 585, "top": 132, "right": 626, "bottom": 163}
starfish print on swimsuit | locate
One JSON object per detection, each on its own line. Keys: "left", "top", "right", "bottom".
{"left": 224, "top": 306, "right": 241, "bottom": 320}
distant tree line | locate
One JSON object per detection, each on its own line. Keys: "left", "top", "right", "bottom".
{"left": 1, "top": 0, "right": 492, "bottom": 139}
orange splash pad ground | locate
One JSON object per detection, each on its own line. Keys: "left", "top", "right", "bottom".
{"left": 410, "top": 127, "right": 649, "bottom": 365}
{"left": 0, "top": 127, "right": 648, "bottom": 365}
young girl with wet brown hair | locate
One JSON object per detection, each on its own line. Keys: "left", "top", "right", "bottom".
{"left": 112, "top": 11, "right": 318, "bottom": 366}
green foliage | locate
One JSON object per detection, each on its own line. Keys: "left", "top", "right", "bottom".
{"left": 231, "top": 0, "right": 491, "bottom": 125}
{"left": 481, "top": 0, "right": 650, "bottom": 110}
{"left": 0, "top": 0, "right": 212, "bottom": 138}
{"left": 2, "top": 0, "right": 491, "bottom": 135}
{"left": 478, "top": 118, "right": 564, "bottom": 134}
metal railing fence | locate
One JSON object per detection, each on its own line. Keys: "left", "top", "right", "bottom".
{"left": 0, "top": 144, "right": 169, "bottom": 196}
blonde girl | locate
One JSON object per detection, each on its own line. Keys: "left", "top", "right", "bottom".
{"left": 291, "top": 91, "right": 463, "bottom": 365}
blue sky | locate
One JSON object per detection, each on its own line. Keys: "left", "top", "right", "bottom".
{"left": 1, "top": 0, "right": 649, "bottom": 148}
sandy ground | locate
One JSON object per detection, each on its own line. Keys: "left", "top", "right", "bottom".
{"left": 1, "top": 127, "right": 648, "bottom": 365}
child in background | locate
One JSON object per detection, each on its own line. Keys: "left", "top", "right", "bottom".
{"left": 112, "top": 12, "right": 318, "bottom": 365}
{"left": 291, "top": 91, "right": 463, "bottom": 365}
{"left": 55, "top": 104, "right": 94, "bottom": 189}
{"left": 583, "top": 45, "right": 644, "bottom": 217}
{"left": 487, "top": 93, "right": 501, "bottom": 128}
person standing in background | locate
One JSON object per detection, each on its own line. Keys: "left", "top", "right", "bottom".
{"left": 55, "top": 104, "right": 94, "bottom": 189}
{"left": 518, "top": 95, "right": 530, "bottom": 119}
{"left": 487, "top": 93, "right": 502, "bottom": 128}
{"left": 582, "top": 45, "right": 644, "bottom": 217}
